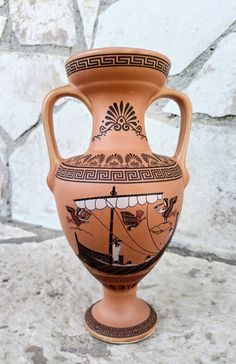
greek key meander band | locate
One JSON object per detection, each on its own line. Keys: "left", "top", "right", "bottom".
{"left": 66, "top": 53, "right": 170, "bottom": 78}
{"left": 56, "top": 164, "right": 182, "bottom": 184}
{"left": 85, "top": 303, "right": 157, "bottom": 338}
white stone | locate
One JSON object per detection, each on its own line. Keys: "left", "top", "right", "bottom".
{"left": 9, "top": 0, "right": 76, "bottom": 46}
{"left": 0, "top": 16, "right": 7, "bottom": 38}
{"left": 0, "top": 135, "right": 9, "bottom": 216}
{"left": 0, "top": 0, "right": 5, "bottom": 6}
{"left": 10, "top": 100, "right": 92, "bottom": 229}
{"left": 77, "top": 0, "right": 100, "bottom": 48}
{"left": 0, "top": 53, "right": 67, "bottom": 140}
{"left": 164, "top": 33, "right": 236, "bottom": 117}
{"left": 94, "top": 0, "right": 236, "bottom": 75}
{"left": 0, "top": 222, "right": 36, "bottom": 240}
{"left": 0, "top": 237, "right": 235, "bottom": 363}
{"left": 146, "top": 115, "right": 236, "bottom": 259}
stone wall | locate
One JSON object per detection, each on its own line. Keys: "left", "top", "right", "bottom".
{"left": 0, "top": 0, "right": 235, "bottom": 259}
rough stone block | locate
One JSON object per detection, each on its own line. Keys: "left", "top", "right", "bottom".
{"left": 94, "top": 0, "right": 236, "bottom": 75}
{"left": 0, "top": 53, "right": 67, "bottom": 140}
{"left": 9, "top": 0, "right": 77, "bottom": 46}
{"left": 164, "top": 33, "right": 236, "bottom": 117}
{"left": 9, "top": 100, "right": 92, "bottom": 228}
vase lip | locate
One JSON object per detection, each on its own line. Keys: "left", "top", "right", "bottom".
{"left": 65, "top": 46, "right": 171, "bottom": 68}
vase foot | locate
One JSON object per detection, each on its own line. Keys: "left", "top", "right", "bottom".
{"left": 84, "top": 300, "right": 157, "bottom": 344}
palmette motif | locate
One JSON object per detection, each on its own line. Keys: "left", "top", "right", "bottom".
{"left": 42, "top": 47, "right": 192, "bottom": 343}
{"left": 92, "top": 101, "right": 147, "bottom": 141}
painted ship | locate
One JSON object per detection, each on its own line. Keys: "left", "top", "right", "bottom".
{"left": 71, "top": 187, "right": 179, "bottom": 275}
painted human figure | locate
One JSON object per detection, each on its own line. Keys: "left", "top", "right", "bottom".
{"left": 112, "top": 237, "right": 122, "bottom": 263}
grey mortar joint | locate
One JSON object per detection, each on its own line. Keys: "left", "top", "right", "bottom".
{"left": 71, "top": 0, "right": 88, "bottom": 53}
{"left": 0, "top": 125, "right": 14, "bottom": 151}
{"left": 192, "top": 114, "right": 236, "bottom": 125}
{"left": 167, "top": 114, "right": 236, "bottom": 128}
{"left": 89, "top": 1, "right": 102, "bottom": 49}
{"left": 90, "top": 0, "right": 121, "bottom": 48}
{"left": 10, "top": 119, "right": 41, "bottom": 154}
{"left": 0, "top": 125, "right": 13, "bottom": 218}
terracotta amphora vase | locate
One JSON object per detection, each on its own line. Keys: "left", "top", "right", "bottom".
{"left": 42, "top": 47, "right": 192, "bottom": 344}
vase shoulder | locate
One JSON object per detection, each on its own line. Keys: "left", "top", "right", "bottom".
{"left": 62, "top": 152, "right": 175, "bottom": 168}
{"left": 55, "top": 152, "right": 182, "bottom": 184}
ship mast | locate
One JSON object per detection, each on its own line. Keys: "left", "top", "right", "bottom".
{"left": 108, "top": 186, "right": 117, "bottom": 264}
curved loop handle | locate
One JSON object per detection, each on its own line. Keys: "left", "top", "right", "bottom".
{"left": 153, "top": 87, "right": 192, "bottom": 188}
{"left": 42, "top": 84, "right": 92, "bottom": 190}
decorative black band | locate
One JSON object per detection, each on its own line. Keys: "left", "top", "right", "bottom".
{"left": 66, "top": 53, "right": 170, "bottom": 78}
{"left": 63, "top": 152, "right": 177, "bottom": 169}
{"left": 56, "top": 164, "right": 182, "bottom": 184}
{"left": 85, "top": 302, "right": 157, "bottom": 338}
{"left": 91, "top": 272, "right": 147, "bottom": 291}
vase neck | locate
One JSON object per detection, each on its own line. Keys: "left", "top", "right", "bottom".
{"left": 86, "top": 82, "right": 156, "bottom": 153}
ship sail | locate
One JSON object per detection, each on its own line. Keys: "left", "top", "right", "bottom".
{"left": 74, "top": 192, "right": 164, "bottom": 210}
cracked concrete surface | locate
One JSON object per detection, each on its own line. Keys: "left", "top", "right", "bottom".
{"left": 0, "top": 236, "right": 235, "bottom": 363}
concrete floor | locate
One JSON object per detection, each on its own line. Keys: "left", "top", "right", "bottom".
{"left": 0, "top": 220, "right": 235, "bottom": 364}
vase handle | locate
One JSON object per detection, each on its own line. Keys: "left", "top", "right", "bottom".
{"left": 42, "top": 84, "right": 92, "bottom": 191}
{"left": 152, "top": 88, "right": 192, "bottom": 188}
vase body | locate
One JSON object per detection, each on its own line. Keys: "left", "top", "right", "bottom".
{"left": 42, "top": 47, "right": 192, "bottom": 343}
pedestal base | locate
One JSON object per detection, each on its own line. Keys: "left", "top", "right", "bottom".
{"left": 84, "top": 287, "right": 157, "bottom": 344}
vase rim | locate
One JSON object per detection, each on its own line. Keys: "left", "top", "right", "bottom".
{"left": 65, "top": 47, "right": 171, "bottom": 68}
